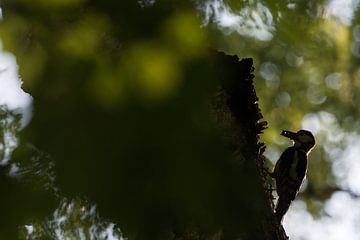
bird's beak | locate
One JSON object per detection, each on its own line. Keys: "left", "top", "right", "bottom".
{"left": 281, "top": 130, "right": 298, "bottom": 141}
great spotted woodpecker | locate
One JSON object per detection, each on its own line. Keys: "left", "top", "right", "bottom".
{"left": 272, "top": 130, "right": 316, "bottom": 223}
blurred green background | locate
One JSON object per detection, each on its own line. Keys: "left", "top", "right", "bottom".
{"left": 1, "top": 0, "right": 360, "bottom": 239}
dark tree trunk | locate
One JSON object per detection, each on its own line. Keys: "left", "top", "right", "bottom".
{"left": 199, "top": 51, "right": 288, "bottom": 240}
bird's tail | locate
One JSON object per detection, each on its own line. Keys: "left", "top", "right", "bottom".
{"left": 275, "top": 196, "right": 292, "bottom": 223}
{"left": 275, "top": 178, "right": 300, "bottom": 223}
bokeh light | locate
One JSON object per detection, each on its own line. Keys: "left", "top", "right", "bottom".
{"left": 1, "top": 0, "right": 360, "bottom": 239}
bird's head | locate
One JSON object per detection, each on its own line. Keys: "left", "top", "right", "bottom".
{"left": 281, "top": 129, "right": 316, "bottom": 153}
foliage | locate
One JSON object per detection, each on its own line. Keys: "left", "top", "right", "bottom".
{"left": 1, "top": 0, "right": 360, "bottom": 239}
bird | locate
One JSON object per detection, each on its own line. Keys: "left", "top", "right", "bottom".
{"left": 271, "top": 129, "right": 316, "bottom": 223}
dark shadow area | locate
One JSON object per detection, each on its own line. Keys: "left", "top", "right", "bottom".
{"left": 17, "top": 50, "right": 282, "bottom": 239}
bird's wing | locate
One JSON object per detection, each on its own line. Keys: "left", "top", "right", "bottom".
{"left": 275, "top": 147, "right": 306, "bottom": 199}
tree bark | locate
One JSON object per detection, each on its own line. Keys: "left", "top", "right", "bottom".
{"left": 204, "top": 51, "right": 288, "bottom": 240}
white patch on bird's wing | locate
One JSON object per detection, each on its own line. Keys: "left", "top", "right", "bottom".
{"left": 289, "top": 151, "right": 299, "bottom": 180}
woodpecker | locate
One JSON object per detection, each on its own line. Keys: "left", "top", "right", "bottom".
{"left": 272, "top": 129, "right": 316, "bottom": 223}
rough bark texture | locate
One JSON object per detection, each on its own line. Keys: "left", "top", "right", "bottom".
{"left": 208, "top": 51, "right": 288, "bottom": 240}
